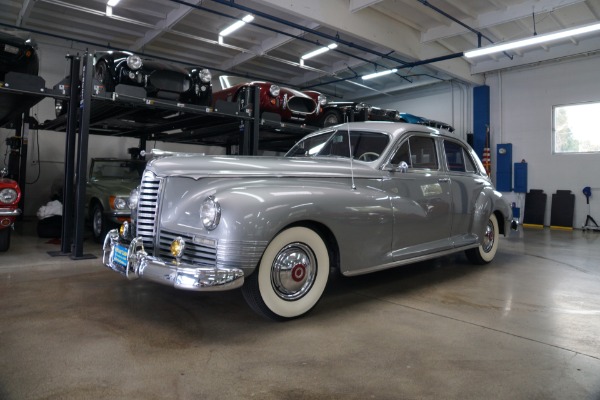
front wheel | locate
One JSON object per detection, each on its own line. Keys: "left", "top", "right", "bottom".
{"left": 320, "top": 109, "right": 342, "bottom": 127}
{"left": 465, "top": 213, "right": 499, "bottom": 264}
{"left": 91, "top": 204, "right": 108, "bottom": 243}
{"left": 242, "top": 227, "right": 330, "bottom": 321}
{"left": 0, "top": 228, "right": 11, "bottom": 252}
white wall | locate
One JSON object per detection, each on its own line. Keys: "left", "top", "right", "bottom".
{"left": 366, "top": 80, "right": 472, "bottom": 141}
{"left": 0, "top": 38, "right": 224, "bottom": 217}
{"left": 487, "top": 53, "right": 600, "bottom": 229}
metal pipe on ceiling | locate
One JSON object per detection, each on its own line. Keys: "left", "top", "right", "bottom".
{"left": 416, "top": 0, "right": 513, "bottom": 59}
{"left": 169, "top": 0, "right": 413, "bottom": 67}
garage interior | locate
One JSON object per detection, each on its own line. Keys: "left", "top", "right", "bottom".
{"left": 1, "top": 0, "right": 600, "bottom": 398}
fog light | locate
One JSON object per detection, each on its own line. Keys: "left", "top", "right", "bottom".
{"left": 119, "top": 221, "right": 130, "bottom": 239}
{"left": 170, "top": 237, "right": 186, "bottom": 259}
{"left": 128, "top": 71, "right": 136, "bottom": 80}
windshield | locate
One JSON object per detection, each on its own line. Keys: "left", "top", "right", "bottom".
{"left": 286, "top": 129, "right": 390, "bottom": 162}
{"left": 90, "top": 160, "right": 146, "bottom": 180}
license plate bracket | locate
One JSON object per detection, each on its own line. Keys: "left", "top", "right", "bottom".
{"left": 112, "top": 244, "right": 129, "bottom": 267}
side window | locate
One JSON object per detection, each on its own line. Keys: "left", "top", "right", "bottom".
{"left": 444, "top": 140, "right": 478, "bottom": 173}
{"left": 390, "top": 136, "right": 438, "bottom": 170}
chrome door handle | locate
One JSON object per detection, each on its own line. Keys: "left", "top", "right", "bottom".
{"left": 438, "top": 178, "right": 450, "bottom": 183}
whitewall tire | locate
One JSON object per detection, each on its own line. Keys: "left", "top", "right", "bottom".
{"left": 242, "top": 226, "right": 330, "bottom": 321}
{"left": 466, "top": 213, "right": 499, "bottom": 265}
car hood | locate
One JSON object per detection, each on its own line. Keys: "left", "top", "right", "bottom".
{"left": 87, "top": 179, "right": 140, "bottom": 195}
{"left": 148, "top": 155, "right": 383, "bottom": 180}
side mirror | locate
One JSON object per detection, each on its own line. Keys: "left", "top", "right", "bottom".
{"left": 397, "top": 161, "right": 409, "bottom": 173}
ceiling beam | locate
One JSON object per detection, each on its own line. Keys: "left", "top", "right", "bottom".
{"left": 16, "top": 0, "right": 35, "bottom": 27}
{"left": 422, "top": 0, "right": 586, "bottom": 43}
{"left": 220, "top": 22, "right": 320, "bottom": 71}
{"left": 131, "top": 0, "right": 201, "bottom": 51}
{"left": 250, "top": 0, "right": 482, "bottom": 85}
{"left": 349, "top": 0, "right": 383, "bottom": 13}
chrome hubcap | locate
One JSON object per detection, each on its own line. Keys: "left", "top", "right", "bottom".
{"left": 271, "top": 242, "right": 317, "bottom": 301}
{"left": 482, "top": 219, "right": 495, "bottom": 253}
{"left": 324, "top": 115, "right": 339, "bottom": 125}
{"left": 93, "top": 209, "right": 103, "bottom": 237}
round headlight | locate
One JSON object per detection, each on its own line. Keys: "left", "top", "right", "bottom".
{"left": 126, "top": 55, "right": 143, "bottom": 70}
{"left": 55, "top": 100, "right": 63, "bottom": 117}
{"left": 0, "top": 188, "right": 18, "bottom": 204}
{"left": 269, "top": 85, "right": 280, "bottom": 97}
{"left": 110, "top": 196, "right": 127, "bottom": 210}
{"left": 199, "top": 68, "right": 211, "bottom": 83}
{"left": 319, "top": 95, "right": 327, "bottom": 106}
{"left": 128, "top": 187, "right": 140, "bottom": 210}
{"left": 200, "top": 196, "right": 221, "bottom": 231}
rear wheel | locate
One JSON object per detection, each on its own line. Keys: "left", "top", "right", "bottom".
{"left": 0, "top": 228, "right": 10, "bottom": 252}
{"left": 466, "top": 214, "right": 499, "bottom": 264}
{"left": 242, "top": 227, "right": 330, "bottom": 321}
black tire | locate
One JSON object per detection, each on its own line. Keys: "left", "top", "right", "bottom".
{"left": 465, "top": 214, "right": 499, "bottom": 265}
{"left": 0, "top": 228, "right": 10, "bottom": 252}
{"left": 91, "top": 203, "right": 108, "bottom": 243}
{"left": 95, "top": 61, "right": 114, "bottom": 92}
{"left": 320, "top": 109, "right": 342, "bottom": 127}
{"left": 242, "top": 227, "right": 330, "bottom": 321}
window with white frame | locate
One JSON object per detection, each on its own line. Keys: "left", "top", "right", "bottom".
{"left": 553, "top": 102, "right": 600, "bottom": 154}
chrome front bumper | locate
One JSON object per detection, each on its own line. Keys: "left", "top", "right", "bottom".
{"left": 102, "top": 229, "right": 244, "bottom": 291}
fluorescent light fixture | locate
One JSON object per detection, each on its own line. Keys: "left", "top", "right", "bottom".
{"left": 362, "top": 68, "right": 398, "bottom": 80}
{"left": 464, "top": 21, "right": 600, "bottom": 58}
{"left": 219, "top": 14, "right": 254, "bottom": 37}
{"left": 301, "top": 43, "right": 338, "bottom": 60}
{"left": 107, "top": 0, "right": 120, "bottom": 6}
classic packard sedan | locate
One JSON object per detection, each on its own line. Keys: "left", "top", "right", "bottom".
{"left": 94, "top": 51, "right": 212, "bottom": 105}
{"left": 103, "top": 122, "right": 516, "bottom": 320}
{"left": 0, "top": 168, "right": 21, "bottom": 252}
{"left": 213, "top": 76, "right": 318, "bottom": 124}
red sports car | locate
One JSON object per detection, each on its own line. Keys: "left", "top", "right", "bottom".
{"left": 213, "top": 76, "right": 318, "bottom": 124}
{"left": 0, "top": 169, "right": 22, "bottom": 251}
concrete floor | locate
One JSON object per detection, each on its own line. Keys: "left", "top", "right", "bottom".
{"left": 1, "top": 221, "right": 599, "bottom": 400}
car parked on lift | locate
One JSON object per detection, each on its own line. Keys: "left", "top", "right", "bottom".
{"left": 94, "top": 51, "right": 213, "bottom": 105}
{"left": 86, "top": 158, "right": 146, "bottom": 243}
{"left": 212, "top": 76, "right": 318, "bottom": 124}
{"left": 0, "top": 168, "right": 22, "bottom": 251}
{"left": 306, "top": 101, "right": 402, "bottom": 127}
{"left": 0, "top": 30, "right": 40, "bottom": 126}
{"left": 102, "top": 121, "right": 517, "bottom": 321}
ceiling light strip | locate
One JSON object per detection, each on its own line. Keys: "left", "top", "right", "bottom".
{"left": 464, "top": 21, "right": 600, "bottom": 58}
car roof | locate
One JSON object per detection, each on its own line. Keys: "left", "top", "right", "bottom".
{"left": 309, "top": 121, "right": 455, "bottom": 141}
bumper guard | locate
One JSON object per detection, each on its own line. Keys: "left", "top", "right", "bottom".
{"left": 102, "top": 229, "right": 244, "bottom": 291}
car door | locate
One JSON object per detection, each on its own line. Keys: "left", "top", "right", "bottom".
{"left": 381, "top": 134, "right": 453, "bottom": 261}
{"left": 442, "top": 139, "right": 487, "bottom": 248}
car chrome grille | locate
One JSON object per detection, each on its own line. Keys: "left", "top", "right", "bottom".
{"left": 158, "top": 230, "right": 217, "bottom": 267}
{"left": 287, "top": 96, "right": 315, "bottom": 114}
{"left": 137, "top": 171, "right": 161, "bottom": 254}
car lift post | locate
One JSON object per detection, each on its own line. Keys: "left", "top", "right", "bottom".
{"left": 70, "top": 52, "right": 95, "bottom": 259}
{"left": 59, "top": 55, "right": 81, "bottom": 255}
{"left": 241, "top": 86, "right": 260, "bottom": 155}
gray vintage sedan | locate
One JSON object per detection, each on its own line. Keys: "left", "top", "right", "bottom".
{"left": 103, "top": 122, "right": 516, "bottom": 320}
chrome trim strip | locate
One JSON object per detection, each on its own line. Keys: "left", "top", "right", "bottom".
{"left": 0, "top": 209, "right": 21, "bottom": 217}
{"left": 344, "top": 244, "right": 480, "bottom": 277}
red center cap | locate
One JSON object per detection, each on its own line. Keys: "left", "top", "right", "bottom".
{"left": 291, "top": 264, "right": 306, "bottom": 282}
